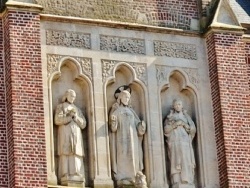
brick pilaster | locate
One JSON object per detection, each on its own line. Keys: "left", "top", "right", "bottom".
{"left": 3, "top": 3, "right": 47, "bottom": 187}
{"left": 206, "top": 30, "right": 250, "bottom": 187}
{"left": 0, "top": 14, "right": 8, "bottom": 188}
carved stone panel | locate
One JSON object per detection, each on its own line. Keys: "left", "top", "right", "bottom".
{"left": 46, "top": 30, "right": 91, "bottom": 49}
{"left": 154, "top": 41, "right": 197, "bottom": 60}
{"left": 47, "top": 54, "right": 92, "bottom": 80}
{"left": 102, "top": 59, "right": 147, "bottom": 85}
{"left": 156, "top": 65, "right": 199, "bottom": 88}
{"left": 100, "top": 35, "right": 145, "bottom": 54}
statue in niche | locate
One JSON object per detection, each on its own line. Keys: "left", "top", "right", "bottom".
{"left": 109, "top": 85, "right": 147, "bottom": 187}
{"left": 54, "top": 89, "right": 86, "bottom": 186}
{"left": 164, "top": 99, "right": 196, "bottom": 188}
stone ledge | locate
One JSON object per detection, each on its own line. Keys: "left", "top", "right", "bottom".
{"left": 6, "top": 0, "right": 43, "bottom": 12}
{"left": 48, "top": 186, "right": 91, "bottom": 188}
{"left": 40, "top": 14, "right": 201, "bottom": 37}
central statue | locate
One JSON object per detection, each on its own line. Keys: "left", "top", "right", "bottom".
{"left": 109, "top": 85, "right": 146, "bottom": 187}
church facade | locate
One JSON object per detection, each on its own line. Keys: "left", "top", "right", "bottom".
{"left": 0, "top": 0, "right": 249, "bottom": 187}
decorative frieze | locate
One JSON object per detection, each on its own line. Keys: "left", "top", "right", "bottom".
{"left": 154, "top": 41, "right": 197, "bottom": 60}
{"left": 156, "top": 65, "right": 199, "bottom": 88}
{"left": 102, "top": 59, "right": 147, "bottom": 85}
{"left": 46, "top": 30, "right": 91, "bottom": 49}
{"left": 100, "top": 35, "right": 145, "bottom": 54}
{"left": 47, "top": 54, "right": 92, "bottom": 80}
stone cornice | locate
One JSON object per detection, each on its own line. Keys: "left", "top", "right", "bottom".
{"left": 6, "top": 0, "right": 43, "bottom": 12}
{"left": 203, "top": 25, "right": 245, "bottom": 38}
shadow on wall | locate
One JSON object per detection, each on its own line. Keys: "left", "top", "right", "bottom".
{"left": 0, "top": 0, "right": 7, "bottom": 12}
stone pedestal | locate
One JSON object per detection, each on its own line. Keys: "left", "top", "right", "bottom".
{"left": 61, "top": 175, "right": 85, "bottom": 187}
{"left": 116, "top": 179, "right": 134, "bottom": 188}
{"left": 172, "top": 183, "right": 195, "bottom": 188}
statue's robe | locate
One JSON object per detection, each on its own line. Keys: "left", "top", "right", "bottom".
{"left": 164, "top": 110, "right": 196, "bottom": 184}
{"left": 54, "top": 102, "right": 86, "bottom": 180}
{"left": 109, "top": 104, "right": 145, "bottom": 182}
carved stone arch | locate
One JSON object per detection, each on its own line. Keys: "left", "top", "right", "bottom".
{"left": 46, "top": 55, "right": 94, "bottom": 187}
{"left": 159, "top": 68, "right": 204, "bottom": 187}
{"left": 103, "top": 61, "right": 151, "bottom": 186}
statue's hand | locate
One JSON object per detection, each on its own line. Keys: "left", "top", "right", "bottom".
{"left": 72, "top": 113, "right": 78, "bottom": 121}
{"left": 140, "top": 121, "right": 146, "bottom": 130}
{"left": 176, "top": 120, "right": 183, "bottom": 126}
{"left": 172, "top": 121, "right": 179, "bottom": 129}
{"left": 183, "top": 123, "right": 190, "bottom": 133}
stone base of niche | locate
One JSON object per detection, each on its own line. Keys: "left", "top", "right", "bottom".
{"left": 172, "top": 183, "right": 195, "bottom": 188}
{"left": 60, "top": 175, "right": 85, "bottom": 187}
{"left": 48, "top": 185, "right": 90, "bottom": 188}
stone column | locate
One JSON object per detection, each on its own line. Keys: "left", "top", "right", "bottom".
{"left": 92, "top": 58, "right": 114, "bottom": 188}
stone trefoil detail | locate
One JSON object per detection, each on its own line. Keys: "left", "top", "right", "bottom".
{"left": 100, "top": 35, "right": 145, "bottom": 54}
{"left": 154, "top": 41, "right": 197, "bottom": 60}
{"left": 183, "top": 68, "right": 199, "bottom": 86}
{"left": 156, "top": 65, "right": 199, "bottom": 88}
{"left": 46, "top": 30, "right": 91, "bottom": 49}
{"left": 102, "top": 59, "right": 147, "bottom": 85}
{"left": 47, "top": 54, "right": 92, "bottom": 80}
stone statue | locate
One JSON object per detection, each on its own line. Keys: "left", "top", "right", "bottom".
{"left": 164, "top": 99, "right": 196, "bottom": 188}
{"left": 54, "top": 89, "right": 86, "bottom": 187}
{"left": 109, "top": 85, "right": 146, "bottom": 187}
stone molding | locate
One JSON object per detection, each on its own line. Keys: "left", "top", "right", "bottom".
{"left": 156, "top": 65, "right": 199, "bottom": 88}
{"left": 102, "top": 59, "right": 147, "bottom": 85}
{"left": 100, "top": 35, "right": 145, "bottom": 54}
{"left": 47, "top": 54, "right": 92, "bottom": 80}
{"left": 154, "top": 41, "right": 197, "bottom": 60}
{"left": 46, "top": 30, "right": 91, "bottom": 49}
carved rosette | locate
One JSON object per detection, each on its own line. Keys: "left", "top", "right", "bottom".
{"left": 102, "top": 59, "right": 147, "bottom": 85}
{"left": 156, "top": 65, "right": 199, "bottom": 88}
{"left": 46, "top": 30, "right": 91, "bottom": 49}
{"left": 47, "top": 54, "right": 92, "bottom": 81}
{"left": 100, "top": 35, "right": 145, "bottom": 54}
{"left": 154, "top": 41, "right": 197, "bottom": 60}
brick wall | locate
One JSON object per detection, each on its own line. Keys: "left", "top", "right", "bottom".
{"left": 206, "top": 32, "right": 228, "bottom": 187}
{"left": 3, "top": 10, "right": 47, "bottom": 187}
{"left": 206, "top": 31, "right": 250, "bottom": 187}
{"left": 246, "top": 42, "right": 250, "bottom": 87}
{"left": 37, "top": 0, "right": 198, "bottom": 30}
{"left": 0, "top": 16, "right": 8, "bottom": 188}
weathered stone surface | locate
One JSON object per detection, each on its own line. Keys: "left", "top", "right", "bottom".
{"left": 46, "top": 30, "right": 91, "bottom": 49}
{"left": 100, "top": 35, "right": 145, "bottom": 54}
{"left": 154, "top": 41, "right": 197, "bottom": 60}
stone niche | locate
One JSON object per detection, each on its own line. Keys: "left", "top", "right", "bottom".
{"left": 46, "top": 56, "right": 94, "bottom": 187}
{"left": 160, "top": 69, "right": 201, "bottom": 187}
{"left": 104, "top": 63, "right": 150, "bottom": 187}
{"left": 42, "top": 20, "right": 219, "bottom": 188}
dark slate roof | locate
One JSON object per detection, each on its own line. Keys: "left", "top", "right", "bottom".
{"left": 229, "top": 0, "right": 250, "bottom": 24}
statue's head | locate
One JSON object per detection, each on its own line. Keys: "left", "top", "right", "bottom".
{"left": 118, "top": 90, "right": 131, "bottom": 106}
{"left": 62, "top": 89, "right": 76, "bottom": 104}
{"left": 114, "top": 85, "right": 131, "bottom": 106}
{"left": 173, "top": 99, "right": 183, "bottom": 112}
